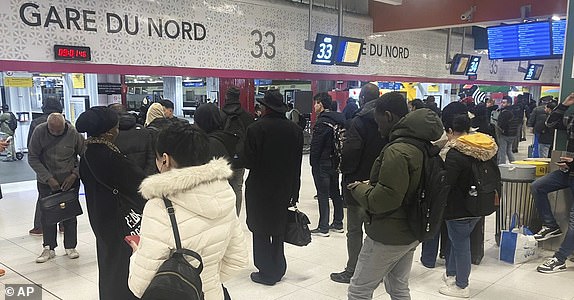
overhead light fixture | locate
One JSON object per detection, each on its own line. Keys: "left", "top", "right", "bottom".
{"left": 552, "top": 15, "right": 561, "bottom": 21}
{"left": 373, "top": 0, "right": 403, "bottom": 5}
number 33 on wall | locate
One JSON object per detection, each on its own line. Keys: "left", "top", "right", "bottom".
{"left": 251, "top": 30, "right": 276, "bottom": 59}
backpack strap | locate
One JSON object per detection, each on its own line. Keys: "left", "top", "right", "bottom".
{"left": 162, "top": 197, "right": 204, "bottom": 271}
{"left": 163, "top": 197, "right": 183, "bottom": 250}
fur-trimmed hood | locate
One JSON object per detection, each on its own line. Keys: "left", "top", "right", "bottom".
{"left": 450, "top": 132, "right": 498, "bottom": 161}
{"left": 139, "top": 158, "right": 234, "bottom": 219}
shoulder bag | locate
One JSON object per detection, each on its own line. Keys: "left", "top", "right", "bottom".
{"left": 39, "top": 188, "right": 82, "bottom": 225}
{"left": 284, "top": 205, "right": 312, "bottom": 247}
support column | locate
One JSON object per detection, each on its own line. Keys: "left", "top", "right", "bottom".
{"left": 163, "top": 76, "right": 183, "bottom": 117}
{"left": 63, "top": 73, "right": 98, "bottom": 124}
{"left": 555, "top": 0, "right": 574, "bottom": 151}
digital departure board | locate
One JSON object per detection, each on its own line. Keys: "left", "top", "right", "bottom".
{"left": 524, "top": 64, "right": 544, "bottom": 80}
{"left": 487, "top": 21, "right": 552, "bottom": 60}
{"left": 334, "top": 36, "right": 364, "bottom": 66}
{"left": 312, "top": 34, "right": 339, "bottom": 65}
{"left": 552, "top": 19, "right": 566, "bottom": 55}
{"left": 465, "top": 56, "right": 481, "bottom": 76}
{"left": 54, "top": 45, "right": 91, "bottom": 61}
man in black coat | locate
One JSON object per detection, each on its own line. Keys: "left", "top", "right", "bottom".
{"left": 527, "top": 99, "right": 556, "bottom": 158}
{"left": 243, "top": 90, "right": 303, "bottom": 285}
{"left": 497, "top": 96, "right": 521, "bottom": 164}
{"left": 330, "top": 83, "right": 387, "bottom": 283}
{"left": 27, "top": 97, "right": 63, "bottom": 235}
{"left": 310, "top": 92, "right": 346, "bottom": 237}
{"left": 109, "top": 104, "right": 157, "bottom": 175}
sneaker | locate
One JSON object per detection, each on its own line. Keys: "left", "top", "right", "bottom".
{"left": 59, "top": 223, "right": 64, "bottom": 234}
{"left": 65, "top": 248, "right": 79, "bottom": 259}
{"left": 439, "top": 284, "right": 470, "bottom": 298}
{"left": 537, "top": 257, "right": 566, "bottom": 274}
{"left": 442, "top": 273, "right": 455, "bottom": 286}
{"left": 29, "top": 227, "right": 43, "bottom": 236}
{"left": 310, "top": 228, "right": 330, "bottom": 237}
{"left": 36, "top": 246, "right": 55, "bottom": 263}
{"left": 329, "top": 223, "right": 344, "bottom": 233}
{"left": 534, "top": 226, "right": 562, "bottom": 241}
{"left": 330, "top": 270, "right": 353, "bottom": 283}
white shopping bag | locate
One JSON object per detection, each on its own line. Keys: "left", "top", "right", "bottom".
{"left": 499, "top": 213, "right": 539, "bottom": 264}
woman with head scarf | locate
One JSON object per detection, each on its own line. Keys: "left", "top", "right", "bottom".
{"left": 145, "top": 103, "right": 171, "bottom": 132}
{"left": 76, "top": 106, "right": 147, "bottom": 300}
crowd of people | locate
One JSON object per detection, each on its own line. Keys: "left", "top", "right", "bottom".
{"left": 3, "top": 84, "right": 574, "bottom": 300}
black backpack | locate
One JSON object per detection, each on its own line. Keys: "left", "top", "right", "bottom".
{"left": 322, "top": 122, "right": 346, "bottom": 173}
{"left": 7, "top": 113, "right": 17, "bottom": 131}
{"left": 221, "top": 113, "right": 247, "bottom": 169}
{"left": 393, "top": 138, "right": 450, "bottom": 242}
{"left": 464, "top": 157, "right": 502, "bottom": 216}
{"left": 141, "top": 198, "right": 204, "bottom": 300}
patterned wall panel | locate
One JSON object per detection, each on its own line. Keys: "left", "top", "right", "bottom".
{"left": 0, "top": 0, "right": 561, "bottom": 84}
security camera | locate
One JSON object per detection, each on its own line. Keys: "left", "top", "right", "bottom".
{"left": 460, "top": 6, "right": 476, "bottom": 22}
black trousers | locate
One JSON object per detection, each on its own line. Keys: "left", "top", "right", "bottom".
{"left": 38, "top": 181, "right": 78, "bottom": 250}
{"left": 252, "top": 233, "right": 286, "bottom": 282}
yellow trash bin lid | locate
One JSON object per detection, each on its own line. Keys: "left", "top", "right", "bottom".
{"left": 512, "top": 160, "right": 549, "bottom": 177}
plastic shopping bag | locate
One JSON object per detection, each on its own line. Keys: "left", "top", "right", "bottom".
{"left": 499, "top": 213, "right": 539, "bottom": 264}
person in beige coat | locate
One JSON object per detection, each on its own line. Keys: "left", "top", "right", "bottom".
{"left": 128, "top": 122, "right": 248, "bottom": 299}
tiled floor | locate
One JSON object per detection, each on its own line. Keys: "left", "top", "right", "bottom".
{"left": 0, "top": 134, "right": 572, "bottom": 299}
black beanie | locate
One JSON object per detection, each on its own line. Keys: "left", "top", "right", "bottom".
{"left": 442, "top": 102, "right": 468, "bottom": 130}
{"left": 76, "top": 106, "right": 119, "bottom": 137}
{"left": 226, "top": 87, "right": 240, "bottom": 103}
{"left": 375, "top": 92, "right": 409, "bottom": 118}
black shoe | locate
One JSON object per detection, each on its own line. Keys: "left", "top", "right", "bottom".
{"left": 534, "top": 226, "right": 563, "bottom": 241}
{"left": 330, "top": 270, "right": 353, "bottom": 284}
{"left": 537, "top": 257, "right": 566, "bottom": 274}
{"left": 250, "top": 272, "right": 276, "bottom": 286}
{"left": 329, "top": 223, "right": 344, "bottom": 233}
{"left": 311, "top": 228, "right": 330, "bottom": 237}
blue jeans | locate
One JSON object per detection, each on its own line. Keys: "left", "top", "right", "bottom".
{"left": 421, "top": 223, "right": 450, "bottom": 268}
{"left": 445, "top": 218, "right": 480, "bottom": 289}
{"left": 312, "top": 161, "right": 343, "bottom": 231}
{"left": 497, "top": 134, "right": 516, "bottom": 164}
{"left": 531, "top": 170, "right": 574, "bottom": 261}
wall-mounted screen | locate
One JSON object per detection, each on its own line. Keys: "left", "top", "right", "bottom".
{"left": 487, "top": 21, "right": 553, "bottom": 60}
{"left": 450, "top": 54, "right": 471, "bottom": 75}
{"left": 334, "top": 36, "right": 364, "bottom": 66}
{"left": 312, "top": 34, "right": 339, "bottom": 65}
{"left": 465, "top": 56, "right": 481, "bottom": 76}
{"left": 524, "top": 64, "right": 544, "bottom": 80}
{"left": 552, "top": 19, "right": 566, "bottom": 55}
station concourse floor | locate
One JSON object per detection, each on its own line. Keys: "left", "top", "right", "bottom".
{"left": 1, "top": 133, "right": 573, "bottom": 300}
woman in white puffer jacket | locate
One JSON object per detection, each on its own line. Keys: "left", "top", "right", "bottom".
{"left": 128, "top": 122, "right": 248, "bottom": 299}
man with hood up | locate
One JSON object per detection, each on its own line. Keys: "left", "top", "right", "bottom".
{"left": 27, "top": 97, "right": 63, "bottom": 236}
{"left": 330, "top": 83, "right": 387, "bottom": 283}
{"left": 310, "top": 92, "right": 346, "bottom": 237}
{"left": 347, "top": 92, "right": 444, "bottom": 299}
{"left": 220, "top": 87, "right": 255, "bottom": 215}
{"left": 108, "top": 104, "right": 156, "bottom": 176}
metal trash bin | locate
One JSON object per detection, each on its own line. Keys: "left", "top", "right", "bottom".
{"left": 495, "top": 164, "right": 537, "bottom": 245}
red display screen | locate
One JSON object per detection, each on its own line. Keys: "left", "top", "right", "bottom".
{"left": 54, "top": 45, "right": 91, "bottom": 61}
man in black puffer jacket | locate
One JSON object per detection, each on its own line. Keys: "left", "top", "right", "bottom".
{"left": 310, "top": 92, "right": 346, "bottom": 237}
{"left": 330, "top": 83, "right": 387, "bottom": 284}
{"left": 527, "top": 97, "right": 555, "bottom": 158}
{"left": 496, "top": 96, "right": 521, "bottom": 164}
{"left": 109, "top": 104, "right": 157, "bottom": 176}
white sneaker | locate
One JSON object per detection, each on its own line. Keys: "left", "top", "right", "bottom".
{"left": 36, "top": 246, "right": 55, "bottom": 263}
{"left": 442, "top": 273, "right": 455, "bottom": 286}
{"left": 439, "top": 284, "right": 470, "bottom": 298}
{"left": 65, "top": 248, "right": 80, "bottom": 259}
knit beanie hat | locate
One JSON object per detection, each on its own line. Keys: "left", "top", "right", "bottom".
{"left": 76, "top": 106, "right": 119, "bottom": 137}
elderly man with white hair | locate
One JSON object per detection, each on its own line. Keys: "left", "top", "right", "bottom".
{"left": 28, "top": 113, "right": 85, "bottom": 263}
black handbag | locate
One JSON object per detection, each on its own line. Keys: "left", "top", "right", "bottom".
{"left": 39, "top": 188, "right": 83, "bottom": 225}
{"left": 284, "top": 206, "right": 311, "bottom": 246}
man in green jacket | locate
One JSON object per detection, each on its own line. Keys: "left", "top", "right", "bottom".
{"left": 347, "top": 92, "right": 444, "bottom": 300}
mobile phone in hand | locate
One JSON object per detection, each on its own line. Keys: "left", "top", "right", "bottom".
{"left": 124, "top": 235, "right": 140, "bottom": 245}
